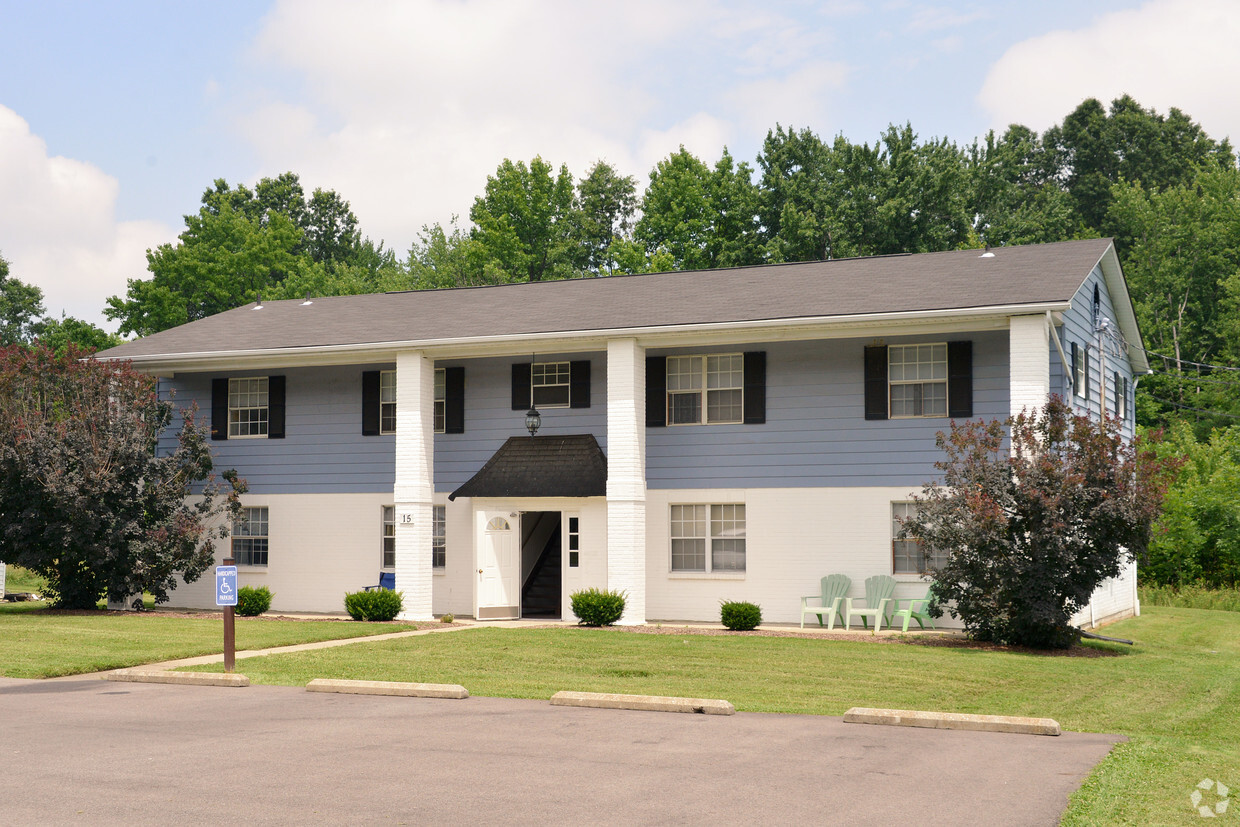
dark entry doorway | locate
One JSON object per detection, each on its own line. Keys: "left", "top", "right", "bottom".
{"left": 520, "top": 511, "right": 561, "bottom": 618}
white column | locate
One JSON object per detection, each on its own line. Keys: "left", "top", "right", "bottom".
{"left": 0, "top": 563, "right": 6, "bottom": 598}
{"left": 1009, "top": 315, "right": 1051, "bottom": 419}
{"left": 394, "top": 350, "right": 435, "bottom": 621}
{"left": 606, "top": 338, "right": 647, "bottom": 625}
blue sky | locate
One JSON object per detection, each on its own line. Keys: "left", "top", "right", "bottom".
{"left": 2, "top": 0, "right": 1237, "bottom": 330}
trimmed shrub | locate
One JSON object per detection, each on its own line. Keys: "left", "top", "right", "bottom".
{"left": 235, "top": 585, "right": 273, "bottom": 617}
{"left": 720, "top": 600, "right": 762, "bottom": 631}
{"left": 440, "top": 613, "right": 454, "bottom": 623}
{"left": 343, "top": 589, "right": 404, "bottom": 621}
{"left": 570, "top": 588, "right": 626, "bottom": 626}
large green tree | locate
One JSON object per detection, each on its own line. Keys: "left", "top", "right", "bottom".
{"left": 469, "top": 157, "right": 582, "bottom": 282}
{"left": 106, "top": 174, "right": 366, "bottom": 336}
{"left": 0, "top": 253, "right": 47, "bottom": 346}
{"left": 0, "top": 345, "right": 244, "bottom": 608}
{"left": 633, "top": 146, "right": 762, "bottom": 271}
{"left": 967, "top": 125, "right": 1078, "bottom": 247}
{"left": 576, "top": 161, "right": 638, "bottom": 276}
{"left": 758, "top": 124, "right": 973, "bottom": 262}
{"left": 1047, "top": 95, "right": 1234, "bottom": 236}
{"left": 1109, "top": 165, "right": 1240, "bottom": 431}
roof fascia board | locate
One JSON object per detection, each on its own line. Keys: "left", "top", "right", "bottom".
{"left": 113, "top": 301, "right": 1070, "bottom": 374}
{"left": 1094, "top": 244, "right": 1150, "bottom": 374}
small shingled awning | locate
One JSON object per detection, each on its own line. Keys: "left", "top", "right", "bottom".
{"left": 449, "top": 434, "right": 608, "bottom": 501}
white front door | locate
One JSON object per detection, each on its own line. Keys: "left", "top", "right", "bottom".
{"left": 477, "top": 512, "right": 519, "bottom": 620}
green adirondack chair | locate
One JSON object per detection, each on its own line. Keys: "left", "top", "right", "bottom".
{"left": 890, "top": 586, "right": 939, "bottom": 632}
{"left": 800, "top": 574, "right": 852, "bottom": 629}
{"left": 844, "top": 575, "right": 897, "bottom": 632}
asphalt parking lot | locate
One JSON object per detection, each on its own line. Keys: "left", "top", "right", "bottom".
{"left": 0, "top": 677, "right": 1120, "bottom": 826}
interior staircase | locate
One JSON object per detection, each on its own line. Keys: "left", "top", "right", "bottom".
{"left": 521, "top": 525, "right": 561, "bottom": 618}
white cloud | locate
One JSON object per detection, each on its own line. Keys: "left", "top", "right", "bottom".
{"left": 0, "top": 105, "right": 175, "bottom": 331}
{"left": 232, "top": 0, "right": 855, "bottom": 252}
{"left": 978, "top": 0, "right": 1240, "bottom": 142}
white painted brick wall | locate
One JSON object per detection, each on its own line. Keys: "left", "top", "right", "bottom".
{"left": 166, "top": 492, "right": 398, "bottom": 614}
{"left": 1009, "top": 314, "right": 1051, "bottom": 418}
{"left": 606, "top": 338, "right": 646, "bottom": 624}
{"left": 646, "top": 486, "right": 943, "bottom": 625}
{"left": 1072, "top": 556, "right": 1139, "bottom": 628}
{"left": 394, "top": 350, "right": 435, "bottom": 620}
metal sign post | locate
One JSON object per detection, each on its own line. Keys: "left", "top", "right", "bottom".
{"left": 216, "top": 560, "right": 238, "bottom": 672}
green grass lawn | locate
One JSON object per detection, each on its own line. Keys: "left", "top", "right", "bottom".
{"left": 3, "top": 564, "right": 47, "bottom": 594}
{"left": 0, "top": 609, "right": 421, "bottom": 679}
{"left": 184, "top": 607, "right": 1238, "bottom": 825}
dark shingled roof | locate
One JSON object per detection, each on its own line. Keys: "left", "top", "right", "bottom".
{"left": 449, "top": 434, "right": 607, "bottom": 501}
{"left": 98, "top": 238, "right": 1117, "bottom": 360}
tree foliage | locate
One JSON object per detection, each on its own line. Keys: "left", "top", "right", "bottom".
{"left": 105, "top": 173, "right": 368, "bottom": 336}
{"left": 1109, "top": 165, "right": 1240, "bottom": 432}
{"left": 1047, "top": 95, "right": 1234, "bottom": 237}
{"left": 576, "top": 161, "right": 638, "bottom": 276}
{"left": 903, "top": 398, "right": 1173, "bottom": 648}
{"left": 1144, "top": 422, "right": 1240, "bottom": 588}
{"left": 0, "top": 345, "right": 245, "bottom": 608}
{"left": 32, "top": 314, "right": 122, "bottom": 355}
{"left": 468, "top": 156, "right": 581, "bottom": 282}
{"left": 0, "top": 253, "right": 47, "bottom": 346}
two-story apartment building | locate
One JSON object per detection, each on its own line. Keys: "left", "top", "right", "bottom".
{"left": 97, "top": 237, "right": 1146, "bottom": 626}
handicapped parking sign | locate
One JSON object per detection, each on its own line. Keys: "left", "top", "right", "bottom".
{"left": 216, "top": 565, "right": 238, "bottom": 607}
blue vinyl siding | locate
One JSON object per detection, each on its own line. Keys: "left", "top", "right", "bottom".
{"left": 1056, "top": 265, "right": 1135, "bottom": 440}
{"left": 646, "top": 332, "right": 1009, "bottom": 488}
{"left": 161, "top": 365, "right": 397, "bottom": 494}
{"left": 434, "top": 353, "right": 607, "bottom": 492}
{"left": 158, "top": 333, "right": 1011, "bottom": 495}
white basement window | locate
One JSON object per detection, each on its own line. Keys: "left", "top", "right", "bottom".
{"left": 670, "top": 504, "right": 746, "bottom": 572}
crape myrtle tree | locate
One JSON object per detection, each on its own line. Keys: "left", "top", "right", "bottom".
{"left": 902, "top": 397, "right": 1173, "bottom": 649}
{"left": 0, "top": 345, "right": 245, "bottom": 609}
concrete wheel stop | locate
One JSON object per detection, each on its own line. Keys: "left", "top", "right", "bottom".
{"left": 844, "top": 707, "right": 1061, "bottom": 736}
{"left": 106, "top": 669, "right": 249, "bottom": 687}
{"left": 306, "top": 679, "right": 469, "bottom": 699}
{"left": 550, "top": 690, "right": 734, "bottom": 715}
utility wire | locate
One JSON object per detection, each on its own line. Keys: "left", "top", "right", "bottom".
{"left": 1145, "top": 372, "right": 1240, "bottom": 388}
{"left": 1147, "top": 395, "right": 1240, "bottom": 420}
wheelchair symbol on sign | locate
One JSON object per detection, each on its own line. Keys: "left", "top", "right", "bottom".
{"left": 220, "top": 581, "right": 233, "bottom": 595}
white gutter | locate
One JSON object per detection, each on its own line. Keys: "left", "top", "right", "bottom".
{"left": 1047, "top": 310, "right": 1074, "bottom": 392}
{"left": 109, "top": 301, "right": 1073, "bottom": 373}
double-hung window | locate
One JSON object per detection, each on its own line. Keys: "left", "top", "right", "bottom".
{"left": 380, "top": 371, "right": 398, "bottom": 434}
{"left": 229, "top": 378, "right": 269, "bottom": 437}
{"left": 670, "top": 504, "right": 746, "bottom": 572}
{"left": 892, "top": 502, "right": 946, "bottom": 574}
{"left": 1072, "top": 342, "right": 1089, "bottom": 401}
{"left": 666, "top": 354, "right": 744, "bottom": 425}
{"left": 366, "top": 367, "right": 457, "bottom": 436}
{"left": 888, "top": 345, "right": 947, "bottom": 418}
{"left": 233, "top": 507, "right": 269, "bottom": 567}
{"left": 532, "top": 362, "right": 571, "bottom": 408}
